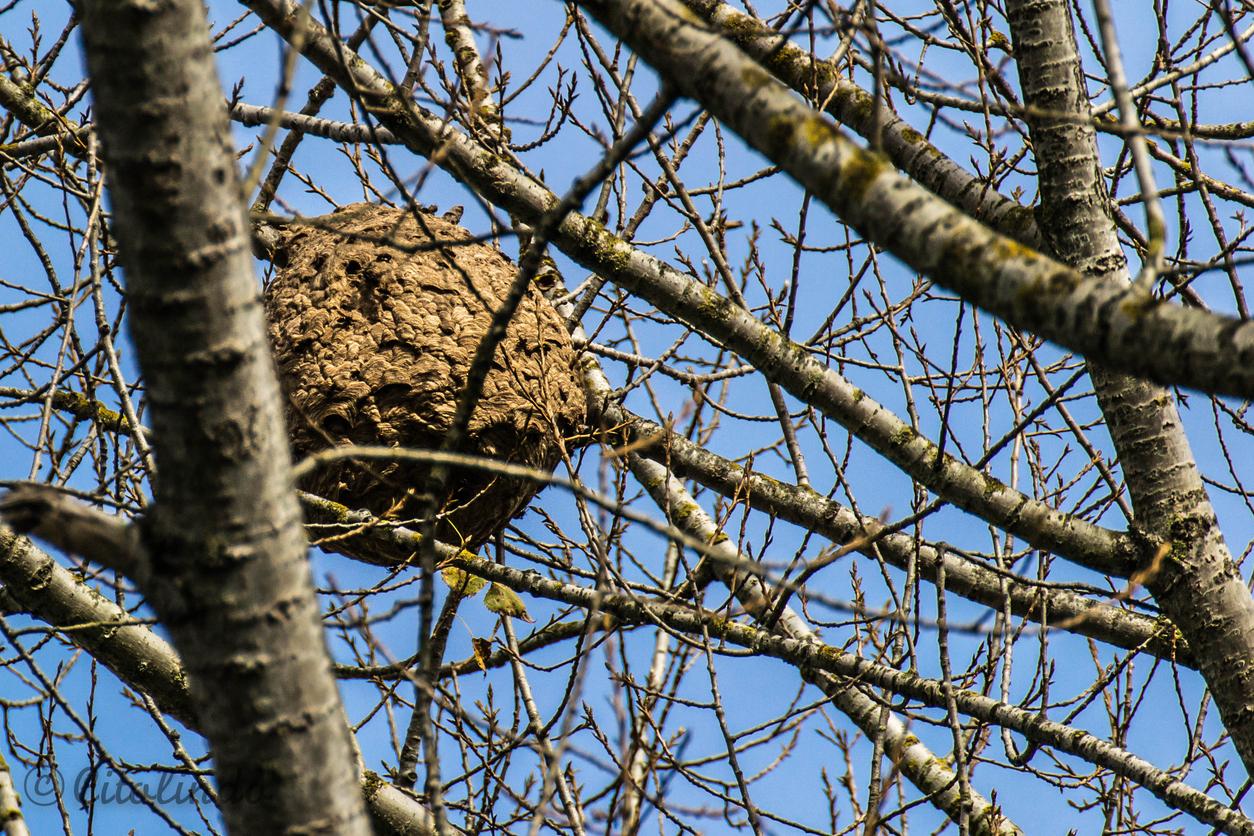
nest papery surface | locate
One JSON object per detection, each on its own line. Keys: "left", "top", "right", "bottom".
{"left": 264, "top": 203, "right": 586, "bottom": 550}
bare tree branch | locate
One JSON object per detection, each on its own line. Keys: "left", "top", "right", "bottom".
{"left": 75, "top": 0, "right": 370, "bottom": 829}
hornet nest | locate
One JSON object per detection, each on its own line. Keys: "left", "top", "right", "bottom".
{"left": 262, "top": 203, "right": 586, "bottom": 552}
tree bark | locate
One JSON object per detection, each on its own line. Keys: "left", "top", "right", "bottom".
{"left": 573, "top": 0, "right": 1254, "bottom": 399}
{"left": 76, "top": 0, "right": 370, "bottom": 831}
{"left": 604, "top": 404, "right": 1189, "bottom": 663}
{"left": 241, "top": 0, "right": 1147, "bottom": 581}
{"left": 1002, "top": 0, "right": 1254, "bottom": 775}
{"left": 246, "top": 0, "right": 1254, "bottom": 400}
{"left": 681, "top": 0, "right": 1044, "bottom": 250}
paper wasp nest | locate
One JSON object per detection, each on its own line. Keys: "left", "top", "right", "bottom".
{"left": 263, "top": 203, "right": 586, "bottom": 550}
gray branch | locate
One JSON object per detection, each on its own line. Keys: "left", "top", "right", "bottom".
{"left": 572, "top": 0, "right": 1254, "bottom": 399}
{"left": 1004, "top": 0, "right": 1254, "bottom": 778}
{"left": 76, "top": 0, "right": 370, "bottom": 830}
{"left": 240, "top": 0, "right": 1140, "bottom": 582}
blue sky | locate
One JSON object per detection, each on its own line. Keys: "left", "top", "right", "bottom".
{"left": 2, "top": 0, "right": 1252, "bottom": 832}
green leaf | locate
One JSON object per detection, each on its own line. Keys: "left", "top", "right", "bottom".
{"left": 440, "top": 565, "right": 487, "bottom": 597}
{"left": 484, "top": 583, "right": 534, "bottom": 623}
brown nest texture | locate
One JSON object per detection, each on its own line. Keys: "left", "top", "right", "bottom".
{"left": 263, "top": 203, "right": 586, "bottom": 550}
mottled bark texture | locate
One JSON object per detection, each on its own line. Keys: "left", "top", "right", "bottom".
{"left": 624, "top": 454, "right": 1023, "bottom": 835}
{"left": 568, "top": 0, "right": 1254, "bottom": 399}
{"left": 603, "top": 405, "right": 1188, "bottom": 664}
{"left": 0, "top": 525, "right": 197, "bottom": 728}
{"left": 681, "top": 0, "right": 1043, "bottom": 250}
{"left": 263, "top": 203, "right": 586, "bottom": 550}
{"left": 77, "top": 0, "right": 370, "bottom": 833}
{"left": 243, "top": 0, "right": 1254, "bottom": 399}
{"left": 1003, "top": 0, "right": 1254, "bottom": 774}
{"left": 0, "top": 521, "right": 441, "bottom": 833}
{"left": 439, "top": 551, "right": 1254, "bottom": 835}
{"left": 240, "top": 0, "right": 1134, "bottom": 575}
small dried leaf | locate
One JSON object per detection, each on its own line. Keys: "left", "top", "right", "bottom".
{"left": 441, "top": 565, "right": 487, "bottom": 597}
{"left": 471, "top": 637, "right": 493, "bottom": 673}
{"left": 484, "top": 583, "right": 534, "bottom": 622}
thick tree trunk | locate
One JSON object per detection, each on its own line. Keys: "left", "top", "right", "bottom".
{"left": 1003, "top": 0, "right": 1254, "bottom": 775}
{"left": 76, "top": 0, "right": 370, "bottom": 831}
